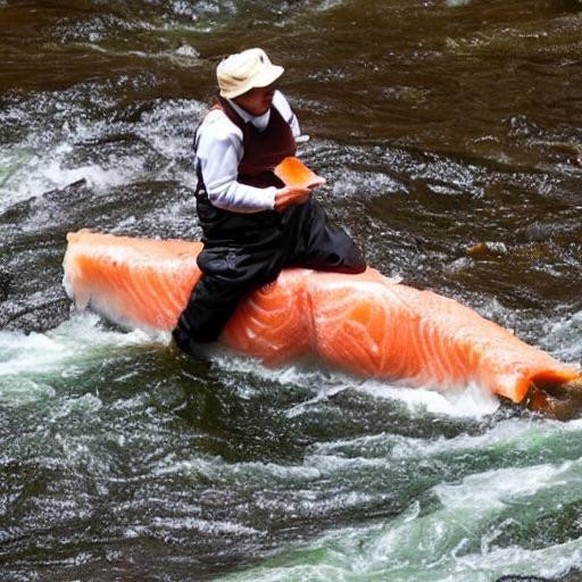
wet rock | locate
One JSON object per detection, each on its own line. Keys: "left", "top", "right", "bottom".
{"left": 466, "top": 241, "right": 508, "bottom": 257}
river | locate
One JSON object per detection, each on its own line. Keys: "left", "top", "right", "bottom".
{"left": 1, "top": 1, "right": 581, "bottom": 580}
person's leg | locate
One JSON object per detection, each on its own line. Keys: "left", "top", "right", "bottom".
{"left": 172, "top": 244, "right": 286, "bottom": 353}
{"left": 172, "top": 273, "right": 242, "bottom": 351}
{"left": 284, "top": 200, "right": 366, "bottom": 273}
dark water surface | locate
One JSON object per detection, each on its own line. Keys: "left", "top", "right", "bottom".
{"left": 1, "top": 1, "right": 581, "bottom": 581}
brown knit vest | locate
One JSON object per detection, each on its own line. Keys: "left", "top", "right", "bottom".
{"left": 216, "top": 96, "right": 296, "bottom": 188}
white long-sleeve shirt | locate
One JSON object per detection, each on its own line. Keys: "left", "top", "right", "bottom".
{"left": 194, "top": 90, "right": 301, "bottom": 213}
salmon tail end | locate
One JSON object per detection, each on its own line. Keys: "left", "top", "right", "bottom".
{"left": 522, "top": 372, "right": 582, "bottom": 420}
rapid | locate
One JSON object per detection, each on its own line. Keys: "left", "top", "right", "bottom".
{"left": 1, "top": 1, "right": 581, "bottom": 580}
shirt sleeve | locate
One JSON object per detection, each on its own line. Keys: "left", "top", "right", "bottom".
{"left": 272, "top": 91, "right": 301, "bottom": 138}
{"left": 195, "top": 110, "right": 277, "bottom": 213}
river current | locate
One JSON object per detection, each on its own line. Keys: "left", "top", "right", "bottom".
{"left": 1, "top": 1, "right": 581, "bottom": 581}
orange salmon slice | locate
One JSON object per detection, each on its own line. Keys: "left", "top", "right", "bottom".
{"left": 274, "top": 157, "right": 326, "bottom": 189}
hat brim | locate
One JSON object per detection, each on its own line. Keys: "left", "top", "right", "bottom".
{"left": 220, "top": 64, "right": 284, "bottom": 99}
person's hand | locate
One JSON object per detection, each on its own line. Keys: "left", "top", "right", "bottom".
{"left": 274, "top": 185, "right": 311, "bottom": 212}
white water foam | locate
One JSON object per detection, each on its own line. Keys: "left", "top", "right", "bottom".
{"left": 212, "top": 351, "right": 501, "bottom": 420}
{"left": 215, "top": 458, "right": 582, "bottom": 582}
{"left": 0, "top": 313, "right": 161, "bottom": 406}
{"left": 0, "top": 92, "right": 202, "bottom": 212}
{"left": 0, "top": 136, "right": 148, "bottom": 213}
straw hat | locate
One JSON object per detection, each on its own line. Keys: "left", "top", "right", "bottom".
{"left": 216, "top": 48, "right": 284, "bottom": 99}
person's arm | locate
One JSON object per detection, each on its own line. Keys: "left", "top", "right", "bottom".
{"left": 196, "top": 110, "right": 278, "bottom": 213}
{"left": 270, "top": 91, "right": 312, "bottom": 210}
{"left": 196, "top": 98, "right": 309, "bottom": 213}
{"left": 272, "top": 90, "right": 301, "bottom": 138}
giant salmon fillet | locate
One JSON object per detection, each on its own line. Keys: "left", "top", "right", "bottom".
{"left": 63, "top": 230, "right": 582, "bottom": 418}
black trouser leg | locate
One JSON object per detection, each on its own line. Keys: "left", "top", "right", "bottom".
{"left": 172, "top": 245, "right": 286, "bottom": 352}
{"left": 284, "top": 199, "right": 366, "bottom": 273}
{"left": 172, "top": 275, "right": 243, "bottom": 349}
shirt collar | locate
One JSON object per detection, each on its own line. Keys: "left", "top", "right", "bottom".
{"left": 227, "top": 99, "right": 271, "bottom": 132}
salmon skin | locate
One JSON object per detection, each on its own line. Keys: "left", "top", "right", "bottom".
{"left": 63, "top": 230, "right": 581, "bottom": 416}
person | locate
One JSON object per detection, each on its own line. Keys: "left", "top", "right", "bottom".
{"left": 172, "top": 47, "right": 366, "bottom": 353}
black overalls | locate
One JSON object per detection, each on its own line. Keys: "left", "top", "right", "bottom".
{"left": 172, "top": 97, "right": 366, "bottom": 350}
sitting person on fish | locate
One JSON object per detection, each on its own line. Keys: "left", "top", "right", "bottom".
{"left": 172, "top": 47, "right": 366, "bottom": 353}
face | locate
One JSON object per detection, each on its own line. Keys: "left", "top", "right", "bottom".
{"left": 234, "top": 84, "right": 277, "bottom": 116}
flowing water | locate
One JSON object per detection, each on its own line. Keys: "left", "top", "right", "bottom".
{"left": 1, "top": 1, "right": 581, "bottom": 580}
